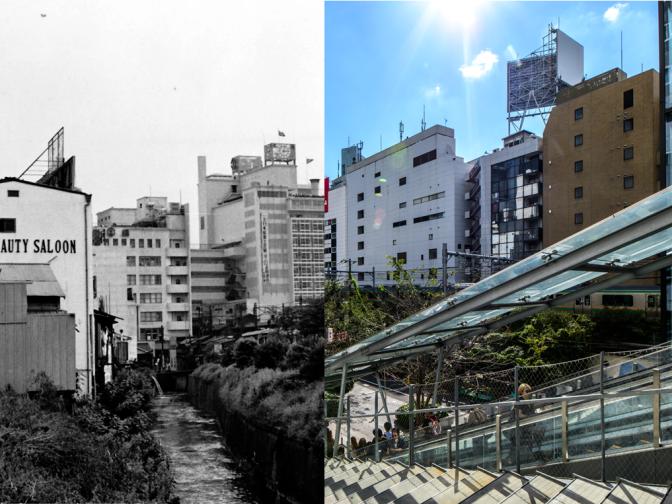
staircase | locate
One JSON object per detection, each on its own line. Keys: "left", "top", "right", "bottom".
{"left": 324, "top": 458, "right": 672, "bottom": 504}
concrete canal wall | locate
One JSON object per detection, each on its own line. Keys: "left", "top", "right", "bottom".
{"left": 187, "top": 372, "right": 322, "bottom": 504}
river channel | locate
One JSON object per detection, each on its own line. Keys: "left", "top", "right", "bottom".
{"left": 151, "top": 393, "right": 260, "bottom": 504}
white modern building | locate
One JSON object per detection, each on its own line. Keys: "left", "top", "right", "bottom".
{"left": 93, "top": 197, "right": 191, "bottom": 366}
{"left": 0, "top": 177, "right": 95, "bottom": 394}
{"left": 197, "top": 143, "right": 324, "bottom": 317}
{"left": 326, "top": 125, "right": 470, "bottom": 285}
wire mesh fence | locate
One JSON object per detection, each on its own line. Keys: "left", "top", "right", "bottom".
{"left": 325, "top": 342, "right": 672, "bottom": 485}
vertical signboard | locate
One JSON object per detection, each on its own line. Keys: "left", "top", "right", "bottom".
{"left": 260, "top": 213, "right": 270, "bottom": 283}
{"left": 324, "top": 177, "right": 330, "bottom": 212}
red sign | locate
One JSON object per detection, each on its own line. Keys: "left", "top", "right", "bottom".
{"left": 324, "top": 177, "right": 329, "bottom": 213}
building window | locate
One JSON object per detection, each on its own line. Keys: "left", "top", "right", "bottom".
{"left": 623, "top": 118, "right": 634, "bottom": 132}
{"left": 357, "top": 192, "right": 364, "bottom": 202}
{"left": 392, "top": 239, "right": 397, "bottom": 245}
{"left": 357, "top": 209, "right": 364, "bottom": 219}
{"left": 574, "top": 186, "right": 583, "bottom": 199}
{"left": 0, "top": 218, "right": 16, "bottom": 233}
{"left": 139, "top": 256, "right": 161, "bottom": 267}
{"left": 397, "top": 252, "right": 407, "bottom": 263}
{"left": 7, "top": 190, "right": 19, "bottom": 197}
{"left": 140, "top": 274, "right": 162, "bottom": 285}
{"left": 121, "top": 229, "right": 129, "bottom": 237}
{"left": 623, "top": 146, "right": 634, "bottom": 160}
{"left": 399, "top": 201, "right": 407, "bottom": 208}
{"left": 200, "top": 216, "right": 205, "bottom": 229}
{"left": 574, "top": 134, "right": 583, "bottom": 147}
{"left": 602, "top": 294, "right": 633, "bottom": 307}
{"left": 130, "top": 239, "right": 136, "bottom": 248}
{"left": 147, "top": 239, "right": 153, "bottom": 248}
{"left": 357, "top": 257, "right": 364, "bottom": 265}
{"left": 623, "top": 89, "right": 633, "bottom": 109}
{"left": 624, "top": 175, "right": 634, "bottom": 189}
{"left": 413, "top": 212, "right": 444, "bottom": 224}
{"left": 413, "top": 149, "right": 437, "bottom": 167}
{"left": 113, "top": 238, "right": 118, "bottom": 246}
{"left": 357, "top": 272, "right": 365, "bottom": 281}
{"left": 121, "top": 239, "right": 127, "bottom": 246}
{"left": 374, "top": 171, "right": 381, "bottom": 177}
{"left": 126, "top": 256, "right": 136, "bottom": 266}
{"left": 574, "top": 212, "right": 583, "bottom": 225}
{"left": 374, "top": 186, "right": 381, "bottom": 195}
{"left": 140, "top": 312, "right": 163, "bottom": 322}
{"left": 357, "top": 225, "right": 364, "bottom": 235}
{"left": 428, "top": 233, "right": 433, "bottom": 240}
{"left": 357, "top": 241, "right": 365, "bottom": 250}
{"left": 139, "top": 238, "right": 145, "bottom": 248}
{"left": 574, "top": 160, "right": 583, "bottom": 173}
{"left": 429, "top": 248, "right": 438, "bottom": 260}
{"left": 140, "top": 292, "right": 162, "bottom": 304}
{"left": 127, "top": 288, "right": 134, "bottom": 301}
{"left": 399, "top": 177, "right": 406, "bottom": 186}
{"left": 232, "top": 185, "right": 238, "bottom": 193}
{"left": 127, "top": 274, "right": 136, "bottom": 285}
{"left": 155, "top": 239, "right": 161, "bottom": 247}
{"left": 574, "top": 107, "right": 583, "bottom": 121}
{"left": 392, "top": 220, "right": 407, "bottom": 228}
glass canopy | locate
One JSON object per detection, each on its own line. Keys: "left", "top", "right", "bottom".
{"left": 325, "top": 187, "right": 672, "bottom": 384}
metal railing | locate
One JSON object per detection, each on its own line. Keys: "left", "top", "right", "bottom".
{"left": 325, "top": 362, "right": 672, "bottom": 483}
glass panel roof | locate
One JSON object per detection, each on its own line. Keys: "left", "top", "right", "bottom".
{"left": 325, "top": 188, "right": 672, "bottom": 372}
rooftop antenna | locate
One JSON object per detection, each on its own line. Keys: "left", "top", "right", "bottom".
{"left": 620, "top": 31, "right": 623, "bottom": 70}
{"left": 347, "top": 135, "right": 350, "bottom": 147}
{"left": 421, "top": 105, "right": 426, "bottom": 132}
{"left": 399, "top": 121, "right": 404, "bottom": 143}
{"left": 337, "top": 160, "right": 341, "bottom": 177}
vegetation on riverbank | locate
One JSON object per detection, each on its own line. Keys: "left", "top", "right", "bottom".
{"left": 0, "top": 369, "right": 175, "bottom": 503}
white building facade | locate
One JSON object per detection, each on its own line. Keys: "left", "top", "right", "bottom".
{"left": 327, "top": 125, "right": 470, "bottom": 286}
{"left": 0, "top": 178, "right": 95, "bottom": 394}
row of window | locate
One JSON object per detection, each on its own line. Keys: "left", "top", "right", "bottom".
{"left": 126, "top": 256, "right": 162, "bottom": 267}
{"left": 101, "top": 237, "right": 162, "bottom": 248}
{"left": 355, "top": 248, "right": 438, "bottom": 265}
{"left": 573, "top": 89, "right": 633, "bottom": 122}
{"left": 127, "top": 274, "right": 163, "bottom": 285}
{"left": 573, "top": 176, "right": 634, "bottom": 199}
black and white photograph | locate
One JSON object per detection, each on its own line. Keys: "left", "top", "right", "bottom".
{"left": 0, "top": 1, "right": 323, "bottom": 503}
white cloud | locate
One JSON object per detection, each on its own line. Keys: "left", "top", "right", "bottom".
{"left": 506, "top": 44, "right": 518, "bottom": 61}
{"left": 424, "top": 84, "right": 441, "bottom": 98}
{"left": 603, "top": 3, "right": 627, "bottom": 23}
{"left": 459, "top": 50, "right": 499, "bottom": 79}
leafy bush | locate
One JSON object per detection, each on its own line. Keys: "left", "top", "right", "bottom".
{"left": 0, "top": 373, "right": 174, "bottom": 503}
{"left": 233, "top": 337, "right": 258, "bottom": 368}
{"left": 254, "top": 338, "right": 290, "bottom": 369}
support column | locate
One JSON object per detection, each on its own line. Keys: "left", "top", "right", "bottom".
{"left": 334, "top": 365, "right": 348, "bottom": 450}
{"left": 376, "top": 373, "right": 392, "bottom": 425}
{"left": 432, "top": 346, "right": 445, "bottom": 408}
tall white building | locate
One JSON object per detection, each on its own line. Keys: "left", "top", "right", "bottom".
{"left": 197, "top": 143, "right": 324, "bottom": 316}
{"left": 326, "top": 125, "right": 470, "bottom": 285}
{"left": 93, "top": 197, "right": 191, "bottom": 366}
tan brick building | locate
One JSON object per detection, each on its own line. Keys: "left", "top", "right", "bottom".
{"left": 543, "top": 68, "right": 660, "bottom": 247}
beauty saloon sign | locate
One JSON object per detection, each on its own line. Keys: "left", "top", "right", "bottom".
{"left": 0, "top": 238, "right": 78, "bottom": 255}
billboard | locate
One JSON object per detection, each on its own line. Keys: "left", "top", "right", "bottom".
{"left": 556, "top": 29, "right": 584, "bottom": 86}
{"left": 507, "top": 54, "right": 557, "bottom": 113}
{"left": 231, "top": 155, "right": 262, "bottom": 173}
{"left": 264, "top": 143, "right": 296, "bottom": 164}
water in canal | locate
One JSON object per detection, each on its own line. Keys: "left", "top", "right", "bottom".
{"left": 151, "top": 393, "right": 260, "bottom": 504}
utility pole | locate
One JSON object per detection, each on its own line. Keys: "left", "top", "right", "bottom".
{"left": 442, "top": 243, "right": 448, "bottom": 294}
{"left": 347, "top": 258, "right": 353, "bottom": 293}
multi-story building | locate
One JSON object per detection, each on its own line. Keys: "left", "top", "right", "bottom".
{"left": 543, "top": 68, "right": 660, "bottom": 247}
{"left": 660, "top": 2, "right": 672, "bottom": 334}
{"left": 326, "top": 125, "right": 470, "bottom": 285}
{"left": 465, "top": 130, "right": 543, "bottom": 280}
{"left": 324, "top": 176, "right": 347, "bottom": 276}
{"left": 93, "top": 197, "right": 191, "bottom": 367}
{"left": 196, "top": 143, "right": 324, "bottom": 317}
{"left": 0, "top": 176, "right": 95, "bottom": 394}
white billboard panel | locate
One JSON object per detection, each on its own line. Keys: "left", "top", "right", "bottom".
{"left": 556, "top": 30, "right": 584, "bottom": 85}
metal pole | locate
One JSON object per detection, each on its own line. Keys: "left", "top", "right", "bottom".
{"left": 454, "top": 378, "right": 460, "bottom": 481}
{"left": 372, "top": 266, "right": 376, "bottom": 289}
{"left": 653, "top": 368, "right": 661, "bottom": 448}
{"left": 442, "top": 243, "right": 448, "bottom": 294}
{"left": 514, "top": 365, "right": 520, "bottom": 474}
{"left": 376, "top": 373, "right": 392, "bottom": 425}
{"left": 495, "top": 414, "right": 502, "bottom": 471}
{"left": 374, "top": 391, "right": 380, "bottom": 462}
{"left": 325, "top": 389, "right": 329, "bottom": 458}
{"left": 408, "top": 384, "right": 415, "bottom": 466}
{"left": 561, "top": 400, "right": 569, "bottom": 463}
{"left": 346, "top": 396, "right": 352, "bottom": 458}
{"left": 432, "top": 346, "right": 445, "bottom": 407}
{"left": 600, "top": 351, "right": 606, "bottom": 482}
{"left": 447, "top": 428, "right": 453, "bottom": 468}
{"left": 334, "top": 365, "right": 348, "bottom": 450}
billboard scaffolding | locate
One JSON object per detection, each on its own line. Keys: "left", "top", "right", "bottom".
{"left": 506, "top": 25, "right": 583, "bottom": 134}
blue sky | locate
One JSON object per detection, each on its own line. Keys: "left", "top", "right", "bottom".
{"left": 325, "top": 1, "right": 659, "bottom": 180}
